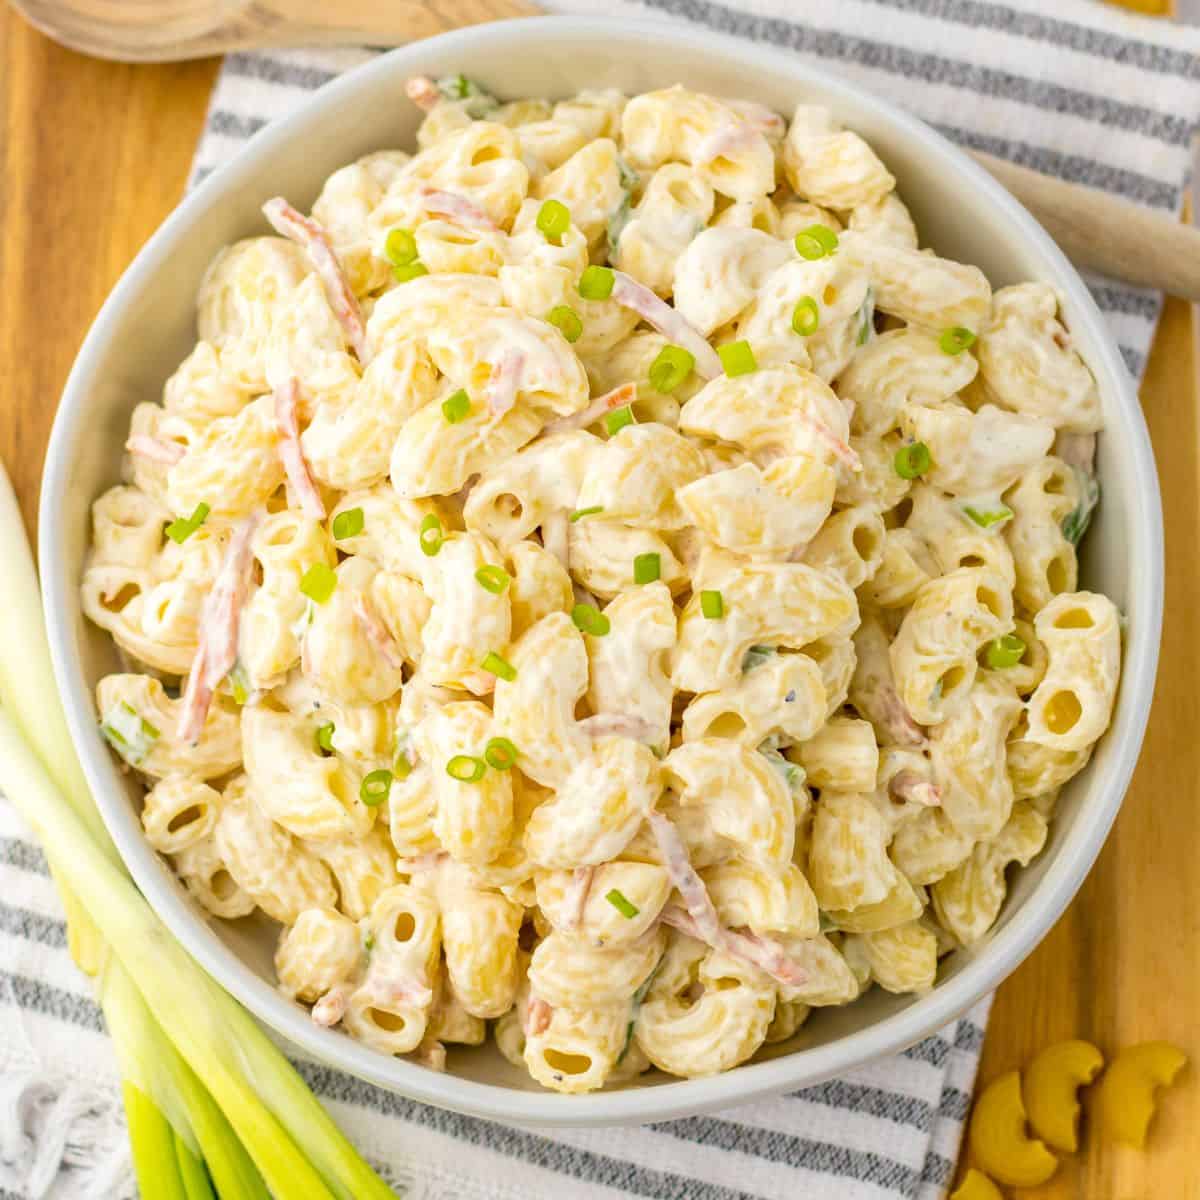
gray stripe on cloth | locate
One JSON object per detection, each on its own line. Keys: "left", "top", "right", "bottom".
{"left": 208, "top": 109, "right": 270, "bottom": 140}
{"left": 0, "top": 972, "right": 105, "bottom": 1032}
{"left": 0, "top": 836, "right": 49, "bottom": 877}
{"left": 919, "top": 1151, "right": 954, "bottom": 1187}
{"left": 903, "top": 1035, "right": 951, "bottom": 1069}
{"left": 856, "top": 0, "right": 1200, "bottom": 80}
{"left": 0, "top": 902, "right": 68, "bottom": 949}
{"left": 936, "top": 1087, "right": 971, "bottom": 1122}
{"left": 789, "top": 1078, "right": 933, "bottom": 1131}
{"left": 650, "top": 1115, "right": 920, "bottom": 1191}
{"left": 1089, "top": 284, "right": 1162, "bottom": 319}
{"left": 223, "top": 53, "right": 340, "bottom": 91}
{"left": 952, "top": 1021, "right": 985, "bottom": 1054}
{"left": 1120, "top": 345, "right": 1145, "bottom": 375}
{"left": 633, "top": 0, "right": 1194, "bottom": 146}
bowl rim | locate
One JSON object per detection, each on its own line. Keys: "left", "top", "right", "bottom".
{"left": 39, "top": 14, "right": 1163, "bottom": 1127}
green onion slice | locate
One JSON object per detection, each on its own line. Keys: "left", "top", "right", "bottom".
{"left": 718, "top": 340, "right": 757, "bottom": 377}
{"left": 99, "top": 701, "right": 160, "bottom": 766}
{"left": 419, "top": 513, "right": 444, "bottom": 557}
{"left": 571, "top": 603, "right": 611, "bottom": 636}
{"left": 299, "top": 563, "right": 337, "bottom": 604}
{"left": 546, "top": 304, "right": 583, "bottom": 343}
{"left": 700, "top": 589, "right": 724, "bottom": 619}
{"left": 605, "top": 889, "right": 640, "bottom": 919}
{"left": 985, "top": 633, "right": 1027, "bottom": 670}
{"left": 963, "top": 503, "right": 1013, "bottom": 529}
{"left": 939, "top": 326, "right": 977, "bottom": 355}
{"left": 536, "top": 199, "right": 571, "bottom": 244}
{"left": 484, "top": 737, "right": 519, "bottom": 771}
{"left": 893, "top": 442, "right": 932, "bottom": 480}
{"left": 315, "top": 722, "right": 335, "bottom": 754}
{"left": 604, "top": 405, "right": 635, "bottom": 437}
{"left": 794, "top": 223, "right": 839, "bottom": 260}
{"left": 359, "top": 769, "right": 392, "bottom": 807}
{"left": 331, "top": 507, "right": 364, "bottom": 540}
{"left": 393, "top": 753, "right": 414, "bottom": 780}
{"left": 481, "top": 651, "right": 517, "bottom": 682}
{"left": 633, "top": 552, "right": 661, "bottom": 585}
{"left": 392, "top": 261, "right": 429, "bottom": 283}
{"left": 228, "top": 663, "right": 251, "bottom": 706}
{"left": 442, "top": 389, "right": 471, "bottom": 424}
{"left": 164, "top": 502, "right": 210, "bottom": 545}
{"left": 578, "top": 265, "right": 615, "bottom": 301}
{"left": 569, "top": 505, "right": 604, "bottom": 522}
{"left": 446, "top": 754, "right": 486, "bottom": 783}
{"left": 648, "top": 344, "right": 695, "bottom": 393}
{"left": 475, "top": 565, "right": 510, "bottom": 595}
{"left": 384, "top": 228, "right": 418, "bottom": 267}
{"left": 791, "top": 296, "right": 820, "bottom": 336}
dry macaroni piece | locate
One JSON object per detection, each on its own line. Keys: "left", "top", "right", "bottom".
{"left": 85, "top": 78, "right": 1122, "bottom": 1093}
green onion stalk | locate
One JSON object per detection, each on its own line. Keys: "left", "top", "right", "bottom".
{"left": 0, "top": 466, "right": 398, "bottom": 1200}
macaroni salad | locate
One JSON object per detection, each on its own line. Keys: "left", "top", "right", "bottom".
{"left": 84, "top": 77, "right": 1120, "bottom": 1093}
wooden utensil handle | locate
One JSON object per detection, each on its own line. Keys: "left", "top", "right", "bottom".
{"left": 267, "top": 0, "right": 539, "bottom": 42}
{"left": 971, "top": 151, "right": 1200, "bottom": 301}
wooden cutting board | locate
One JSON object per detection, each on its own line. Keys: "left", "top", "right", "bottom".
{"left": 0, "top": 5, "right": 1195, "bottom": 1195}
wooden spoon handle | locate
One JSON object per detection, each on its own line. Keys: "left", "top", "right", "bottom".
{"left": 971, "top": 150, "right": 1200, "bottom": 301}
{"left": 265, "top": 0, "right": 539, "bottom": 42}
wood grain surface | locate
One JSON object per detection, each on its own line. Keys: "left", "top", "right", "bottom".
{"left": 0, "top": 4, "right": 1195, "bottom": 1195}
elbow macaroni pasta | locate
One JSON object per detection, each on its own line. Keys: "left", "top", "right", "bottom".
{"left": 85, "top": 78, "right": 1122, "bottom": 1093}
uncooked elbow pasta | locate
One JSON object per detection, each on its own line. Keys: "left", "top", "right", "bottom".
{"left": 85, "top": 77, "right": 1123, "bottom": 1093}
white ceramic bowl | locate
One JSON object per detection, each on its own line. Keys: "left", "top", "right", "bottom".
{"left": 40, "top": 16, "right": 1162, "bottom": 1127}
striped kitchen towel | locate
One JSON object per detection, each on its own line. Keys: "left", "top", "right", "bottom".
{"left": 3, "top": 3, "right": 1199, "bottom": 1199}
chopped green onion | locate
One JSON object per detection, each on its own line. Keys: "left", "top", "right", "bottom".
{"left": 700, "top": 590, "right": 724, "bottom": 619}
{"left": 856, "top": 286, "right": 875, "bottom": 346}
{"left": 359, "top": 769, "right": 392, "bottom": 807}
{"left": 794, "top": 223, "right": 839, "bottom": 260}
{"left": 791, "top": 296, "right": 820, "bottom": 336}
{"left": 331, "top": 507, "right": 364, "bottom": 541}
{"left": 894, "top": 442, "right": 932, "bottom": 480}
{"left": 481, "top": 651, "right": 517, "bottom": 682}
{"left": 392, "top": 261, "right": 429, "bottom": 283}
{"left": 633, "top": 552, "right": 660, "bottom": 585}
{"left": 299, "top": 562, "right": 336, "bottom": 604}
{"left": 985, "top": 634, "right": 1026, "bottom": 670}
{"left": 569, "top": 505, "right": 604, "bottom": 522}
{"left": 100, "top": 701, "right": 160, "bottom": 767}
{"left": 649, "top": 344, "right": 695, "bottom": 393}
{"left": 484, "top": 736, "right": 519, "bottom": 771}
{"left": 718, "top": 340, "right": 757, "bottom": 377}
{"left": 963, "top": 503, "right": 1013, "bottom": 529}
{"left": 605, "top": 889, "right": 640, "bottom": 919}
{"left": 939, "top": 326, "right": 977, "bottom": 355}
{"left": 419, "top": 513, "right": 444, "bottom": 557}
{"left": 164, "top": 503, "right": 210, "bottom": 545}
{"left": 536, "top": 199, "right": 570, "bottom": 244}
{"left": 571, "top": 603, "right": 611, "bottom": 636}
{"left": 475, "top": 565, "right": 510, "bottom": 595}
{"left": 314, "top": 722, "right": 335, "bottom": 754}
{"left": 604, "top": 405, "right": 635, "bottom": 437}
{"left": 1062, "top": 468, "right": 1100, "bottom": 547}
{"left": 546, "top": 304, "right": 583, "bottom": 343}
{"left": 442, "top": 389, "right": 471, "bottom": 424}
{"left": 227, "top": 663, "right": 251, "bottom": 706}
{"left": 578, "top": 265, "right": 614, "bottom": 301}
{"left": 384, "top": 228, "right": 417, "bottom": 267}
{"left": 446, "top": 754, "right": 486, "bottom": 783}
{"left": 742, "top": 644, "right": 776, "bottom": 672}
{"left": 393, "top": 753, "right": 413, "bottom": 780}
